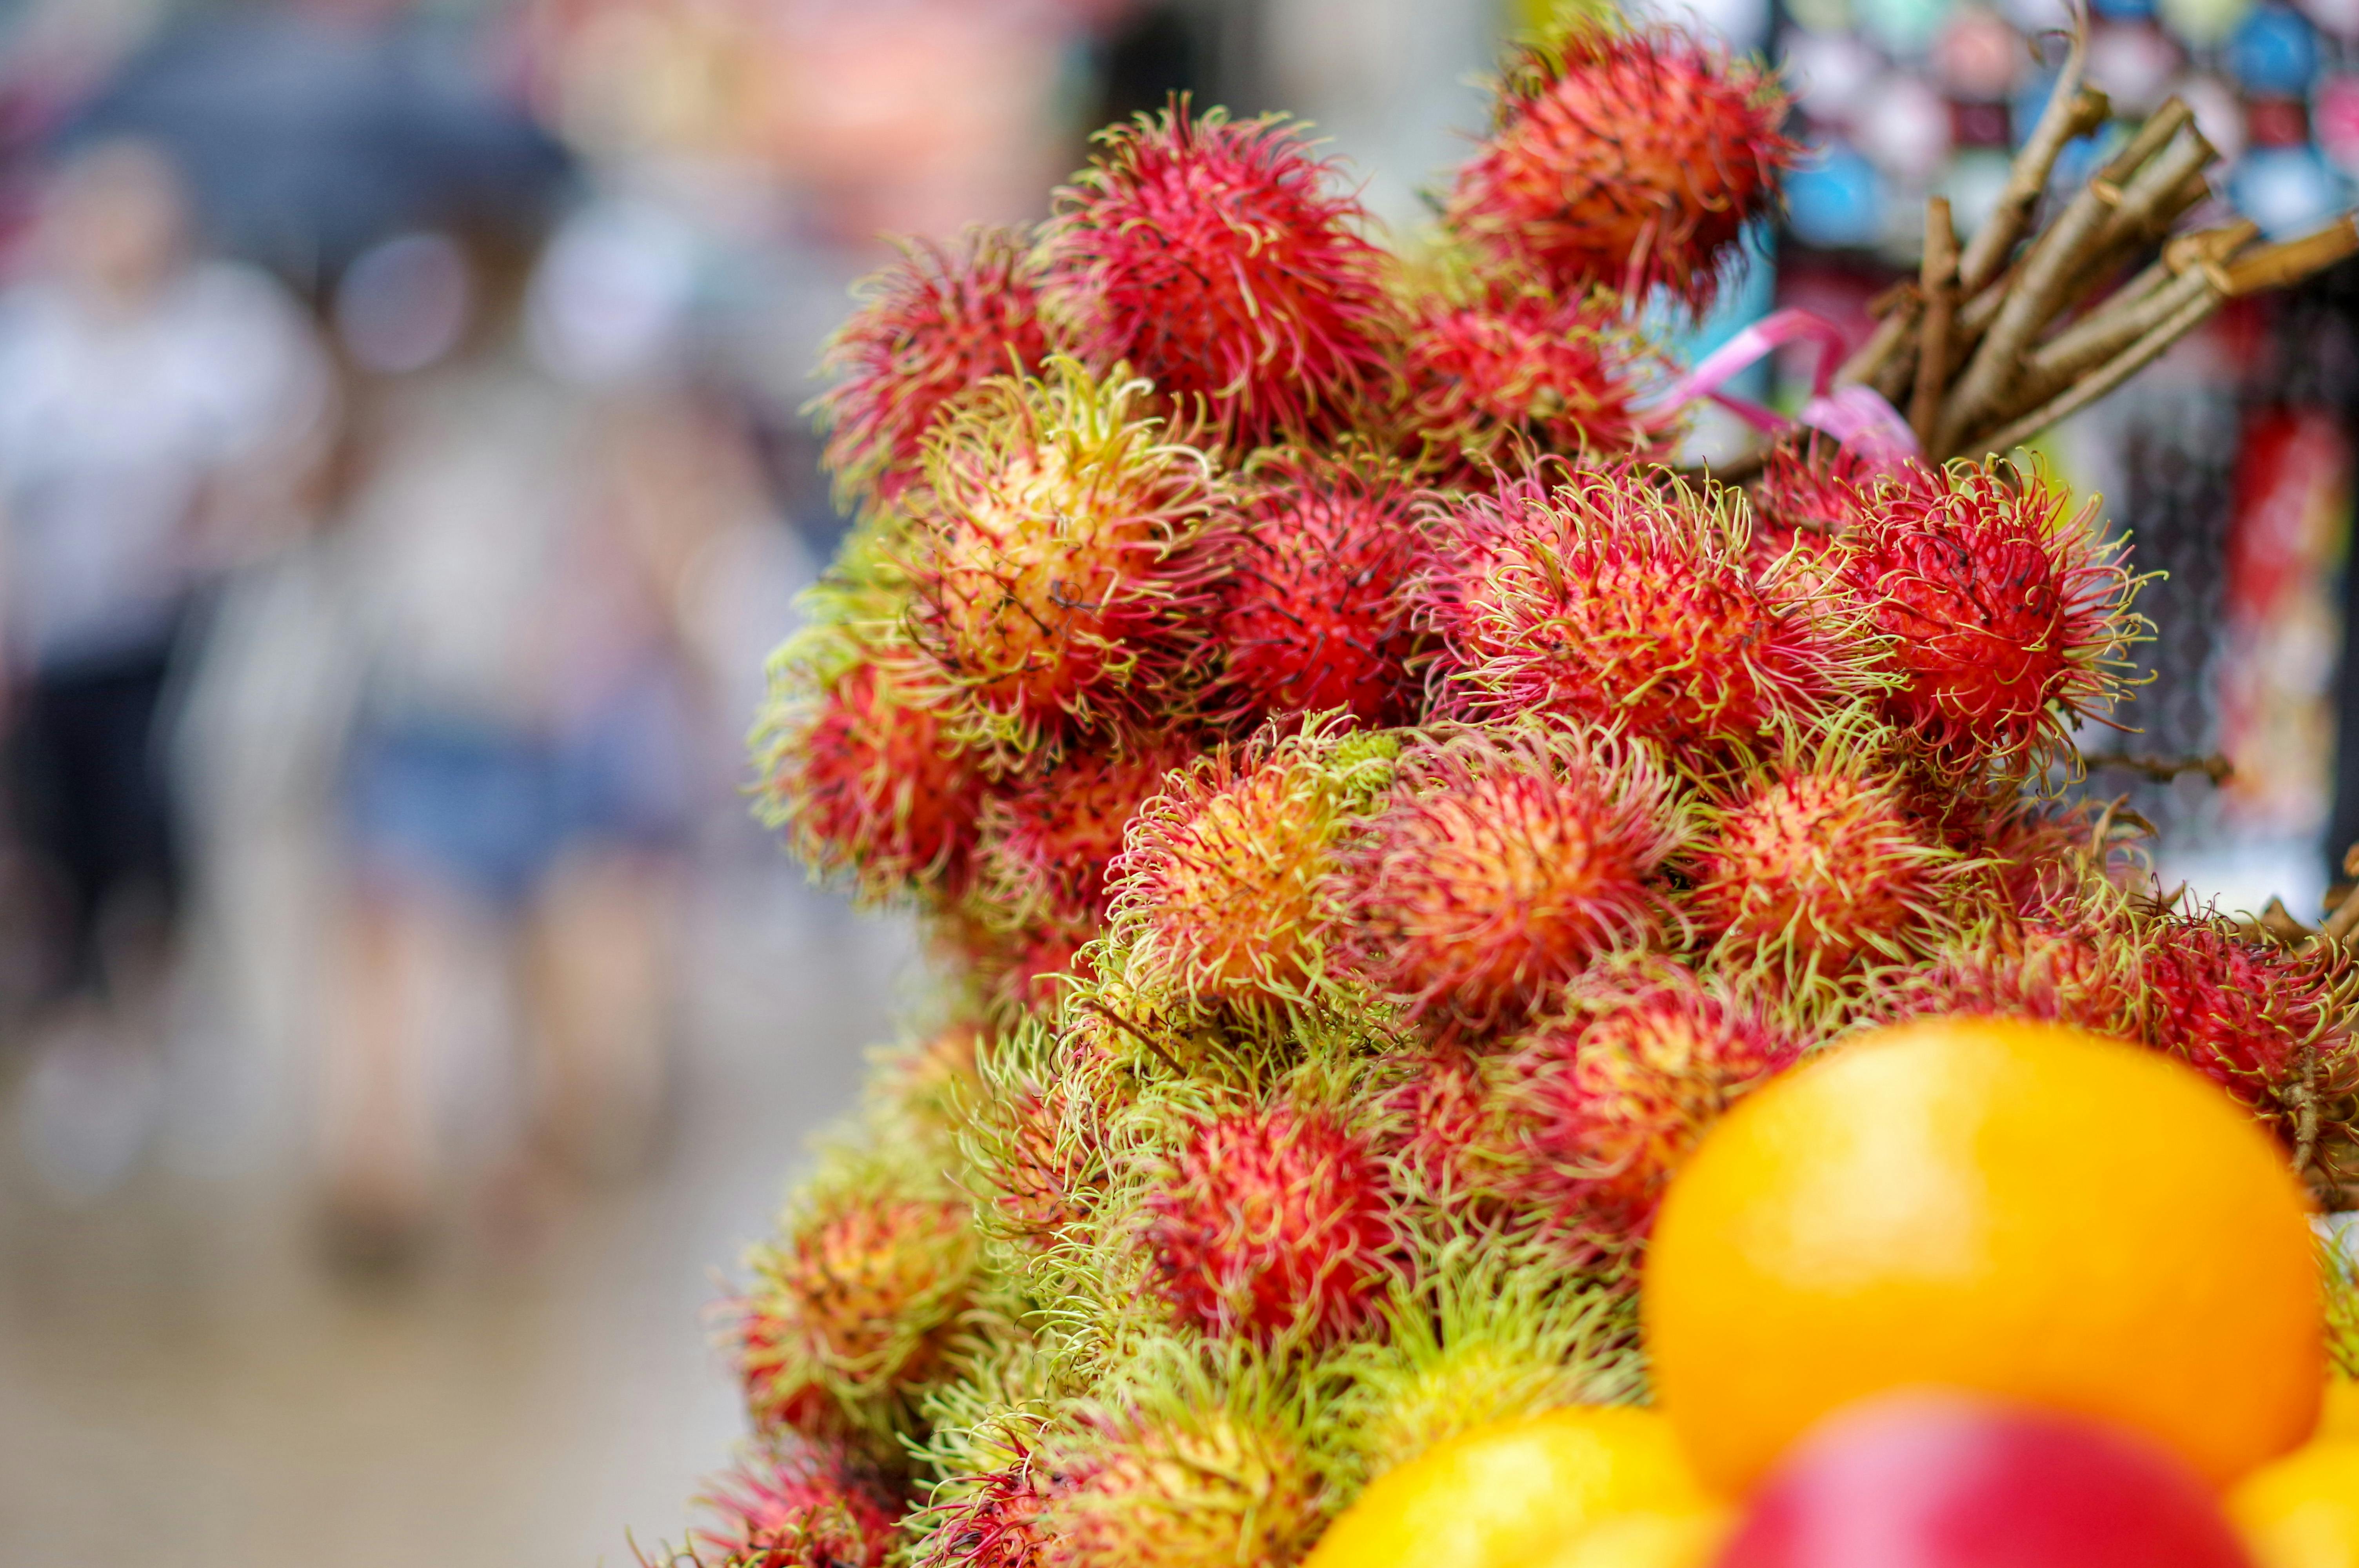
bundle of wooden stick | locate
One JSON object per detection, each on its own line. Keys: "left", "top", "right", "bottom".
{"left": 1832, "top": 18, "right": 2359, "bottom": 463}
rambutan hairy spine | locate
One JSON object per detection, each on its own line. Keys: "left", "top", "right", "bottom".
{"left": 1041, "top": 98, "right": 1395, "bottom": 454}
{"left": 815, "top": 227, "right": 1056, "bottom": 512}
{"left": 681, "top": 1437, "right": 905, "bottom": 1568}
{"left": 1445, "top": 22, "right": 1797, "bottom": 310}
{"left": 900, "top": 356, "right": 1223, "bottom": 759}
{"left": 1338, "top": 721, "right": 1691, "bottom": 1029}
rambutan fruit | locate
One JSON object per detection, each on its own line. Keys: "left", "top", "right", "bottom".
{"left": 735, "top": 1154, "right": 981, "bottom": 1446}
{"left": 1141, "top": 1101, "right": 1395, "bottom": 1345}
{"left": 2138, "top": 915, "right": 2358, "bottom": 1144}
{"left": 1400, "top": 278, "right": 1664, "bottom": 484}
{"left": 1336, "top": 724, "right": 1689, "bottom": 1029}
{"left": 1683, "top": 719, "right": 1961, "bottom": 982}
{"left": 911, "top": 1449, "right": 1050, "bottom": 1568}
{"left": 1040, "top": 1354, "right": 1330, "bottom": 1568}
{"left": 1831, "top": 456, "right": 2146, "bottom": 776}
{"left": 901, "top": 358, "right": 1221, "bottom": 757}
{"left": 1330, "top": 1249, "right": 1642, "bottom": 1481}
{"left": 1107, "top": 719, "right": 1397, "bottom": 1009}
{"left": 754, "top": 639, "right": 987, "bottom": 906}
{"left": 816, "top": 228, "right": 1056, "bottom": 512}
{"left": 974, "top": 732, "right": 1199, "bottom": 934}
{"left": 1378, "top": 1046, "right": 1506, "bottom": 1207}
{"left": 1209, "top": 451, "right": 1425, "bottom": 728}
{"left": 1497, "top": 964, "right": 1801, "bottom": 1237}
{"left": 689, "top": 1438, "right": 904, "bottom": 1568}
{"left": 1444, "top": 23, "right": 1796, "bottom": 310}
{"left": 963, "top": 1022, "right": 1109, "bottom": 1249}
{"left": 1750, "top": 434, "right": 1903, "bottom": 553}
{"left": 1040, "top": 100, "right": 1394, "bottom": 452}
{"left": 1416, "top": 465, "right": 1876, "bottom": 748}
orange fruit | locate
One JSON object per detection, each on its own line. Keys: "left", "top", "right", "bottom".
{"left": 2228, "top": 1439, "right": 2359, "bottom": 1568}
{"left": 1305, "top": 1407, "right": 1716, "bottom": 1568}
{"left": 2321, "top": 1376, "right": 2359, "bottom": 1442}
{"left": 1645, "top": 1017, "right": 2323, "bottom": 1495}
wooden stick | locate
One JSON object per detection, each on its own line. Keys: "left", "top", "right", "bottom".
{"left": 1969, "top": 284, "right": 2222, "bottom": 455}
{"left": 2226, "top": 217, "right": 2359, "bottom": 295}
{"left": 2023, "top": 223, "right": 2256, "bottom": 394}
{"left": 1912, "top": 198, "right": 1959, "bottom": 450}
{"left": 1833, "top": 290, "right": 1919, "bottom": 389}
{"left": 1936, "top": 123, "right": 2212, "bottom": 456}
{"left": 1956, "top": 15, "right": 2102, "bottom": 294}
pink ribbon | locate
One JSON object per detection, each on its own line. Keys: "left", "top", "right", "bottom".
{"left": 1652, "top": 308, "right": 1922, "bottom": 468}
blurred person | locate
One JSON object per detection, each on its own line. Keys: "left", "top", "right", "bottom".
{"left": 0, "top": 137, "right": 331, "bottom": 1196}
{"left": 317, "top": 213, "right": 752, "bottom": 1261}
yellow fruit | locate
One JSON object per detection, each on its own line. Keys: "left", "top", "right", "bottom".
{"left": 2322, "top": 1377, "right": 2359, "bottom": 1442}
{"left": 1646, "top": 1018, "right": 2324, "bottom": 1495}
{"left": 1541, "top": 1510, "right": 1734, "bottom": 1568}
{"left": 2230, "top": 1441, "right": 2359, "bottom": 1568}
{"left": 1306, "top": 1407, "right": 1713, "bottom": 1568}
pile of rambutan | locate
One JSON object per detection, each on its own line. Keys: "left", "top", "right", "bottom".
{"left": 666, "top": 16, "right": 2359, "bottom": 1567}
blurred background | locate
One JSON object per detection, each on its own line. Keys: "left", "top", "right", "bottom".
{"left": 0, "top": 0, "right": 2354, "bottom": 1563}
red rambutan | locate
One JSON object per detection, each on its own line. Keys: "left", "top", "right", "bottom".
{"left": 1401, "top": 281, "right": 1664, "bottom": 483}
{"left": 2139, "top": 917, "right": 2356, "bottom": 1134}
{"left": 1499, "top": 965, "right": 1800, "bottom": 1236}
{"left": 1685, "top": 739, "right": 1958, "bottom": 978}
{"left": 975, "top": 733, "right": 1199, "bottom": 931}
{"left": 1108, "top": 720, "right": 1394, "bottom": 1007}
{"left": 1143, "top": 1103, "right": 1395, "bottom": 1345}
{"left": 1378, "top": 1047, "right": 1505, "bottom": 1205}
{"left": 902, "top": 358, "right": 1221, "bottom": 756}
{"left": 755, "top": 649, "right": 986, "bottom": 905}
{"left": 1338, "top": 724, "right": 1688, "bottom": 1028}
{"left": 1750, "top": 435, "right": 1906, "bottom": 551}
{"left": 1832, "top": 457, "right": 2145, "bottom": 775}
{"left": 1416, "top": 465, "right": 1874, "bottom": 748}
{"left": 816, "top": 228, "right": 1056, "bottom": 510}
{"left": 735, "top": 1169, "right": 980, "bottom": 1443}
{"left": 1040, "top": 100, "right": 1394, "bottom": 451}
{"left": 690, "top": 1439, "right": 904, "bottom": 1568}
{"left": 912, "top": 1452, "right": 1049, "bottom": 1568}
{"left": 1444, "top": 24, "right": 1796, "bottom": 310}
{"left": 1209, "top": 451, "right": 1425, "bottom": 727}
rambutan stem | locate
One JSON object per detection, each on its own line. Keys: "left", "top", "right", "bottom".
{"left": 1910, "top": 198, "right": 1957, "bottom": 452}
{"left": 1954, "top": 16, "right": 2097, "bottom": 295}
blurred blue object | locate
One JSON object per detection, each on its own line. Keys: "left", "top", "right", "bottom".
{"left": 60, "top": 12, "right": 571, "bottom": 289}
{"left": 1787, "top": 140, "right": 1886, "bottom": 248}
{"left": 2231, "top": 142, "right": 2351, "bottom": 233}
{"left": 2226, "top": 2, "right": 2320, "bottom": 93}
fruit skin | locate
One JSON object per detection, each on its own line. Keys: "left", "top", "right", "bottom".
{"left": 1210, "top": 450, "right": 1425, "bottom": 728}
{"left": 901, "top": 357, "right": 1221, "bottom": 758}
{"left": 1445, "top": 24, "right": 1796, "bottom": 310}
{"left": 815, "top": 228, "right": 1055, "bottom": 512}
{"left": 689, "top": 1438, "right": 905, "bottom": 1568}
{"left": 974, "top": 732, "right": 1199, "bottom": 933}
{"left": 2322, "top": 1378, "right": 2359, "bottom": 1441}
{"left": 1416, "top": 466, "right": 1872, "bottom": 748}
{"left": 1340, "top": 723, "right": 1690, "bottom": 1029}
{"left": 1303, "top": 1407, "right": 1714, "bottom": 1568}
{"left": 1832, "top": 457, "right": 2145, "bottom": 777}
{"left": 1644, "top": 1017, "right": 2324, "bottom": 1495}
{"left": 1041, "top": 99, "right": 1393, "bottom": 452}
{"left": 1719, "top": 1392, "right": 2260, "bottom": 1568}
{"left": 2228, "top": 1439, "right": 2359, "bottom": 1568}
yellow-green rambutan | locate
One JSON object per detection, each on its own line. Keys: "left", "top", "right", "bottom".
{"left": 1416, "top": 465, "right": 1876, "bottom": 749}
{"left": 1329, "top": 1243, "right": 1642, "bottom": 1486}
{"left": 902, "top": 357, "right": 1222, "bottom": 759}
{"left": 684, "top": 1437, "right": 906, "bottom": 1568}
{"left": 1496, "top": 962, "right": 1801, "bottom": 1238}
{"left": 1041, "top": 101, "right": 1394, "bottom": 453}
{"left": 1106, "top": 719, "right": 1397, "bottom": 1009}
{"left": 1036, "top": 1350, "right": 1330, "bottom": 1568}
{"left": 1209, "top": 450, "right": 1426, "bottom": 729}
{"left": 1142, "top": 1101, "right": 1396, "bottom": 1346}
{"left": 1336, "top": 723, "right": 1689, "bottom": 1030}
{"left": 734, "top": 1151, "right": 982, "bottom": 1449}
{"left": 1445, "top": 22, "right": 1795, "bottom": 311}
{"left": 962, "top": 1021, "right": 1110, "bottom": 1251}
{"left": 816, "top": 228, "right": 1056, "bottom": 513}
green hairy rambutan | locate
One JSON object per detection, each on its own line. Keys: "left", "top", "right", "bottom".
{"left": 901, "top": 357, "right": 1221, "bottom": 758}
{"left": 1338, "top": 723, "right": 1689, "bottom": 1028}
{"left": 734, "top": 1150, "right": 982, "bottom": 1448}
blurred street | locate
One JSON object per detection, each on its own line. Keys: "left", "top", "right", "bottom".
{"left": 0, "top": 875, "right": 918, "bottom": 1566}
